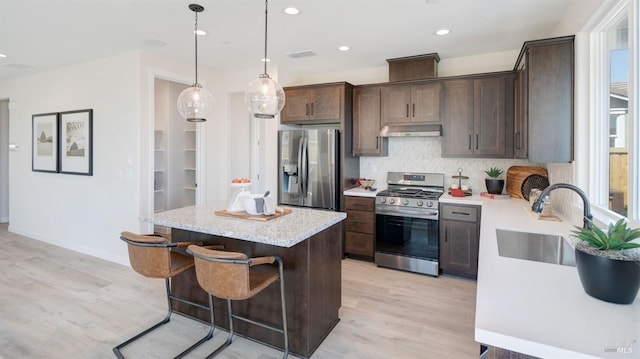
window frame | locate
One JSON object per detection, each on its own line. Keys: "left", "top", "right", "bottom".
{"left": 587, "top": 0, "right": 639, "bottom": 227}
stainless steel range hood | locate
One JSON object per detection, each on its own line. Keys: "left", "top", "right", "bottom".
{"left": 379, "top": 124, "right": 442, "bottom": 137}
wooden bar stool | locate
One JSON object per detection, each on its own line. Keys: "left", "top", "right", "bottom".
{"left": 187, "top": 245, "right": 289, "bottom": 359}
{"left": 113, "top": 232, "right": 221, "bottom": 359}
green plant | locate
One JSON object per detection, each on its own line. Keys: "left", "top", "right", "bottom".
{"left": 571, "top": 218, "right": 640, "bottom": 251}
{"left": 484, "top": 167, "right": 504, "bottom": 178}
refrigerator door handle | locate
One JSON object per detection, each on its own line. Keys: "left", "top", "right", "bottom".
{"left": 297, "top": 136, "right": 304, "bottom": 196}
{"left": 301, "top": 137, "right": 309, "bottom": 197}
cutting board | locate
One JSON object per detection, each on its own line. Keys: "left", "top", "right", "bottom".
{"left": 214, "top": 208, "right": 292, "bottom": 221}
{"left": 506, "top": 166, "right": 549, "bottom": 199}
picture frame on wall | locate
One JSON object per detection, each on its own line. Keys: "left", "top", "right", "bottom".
{"left": 59, "top": 109, "right": 93, "bottom": 176}
{"left": 32, "top": 112, "right": 59, "bottom": 173}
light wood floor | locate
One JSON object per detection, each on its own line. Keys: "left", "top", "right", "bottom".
{"left": 0, "top": 224, "right": 479, "bottom": 358}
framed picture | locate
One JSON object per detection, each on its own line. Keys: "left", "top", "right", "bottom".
{"left": 32, "top": 112, "right": 59, "bottom": 173}
{"left": 59, "top": 109, "right": 93, "bottom": 176}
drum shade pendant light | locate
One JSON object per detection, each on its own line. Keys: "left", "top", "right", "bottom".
{"left": 177, "top": 4, "right": 214, "bottom": 122}
{"left": 245, "top": 0, "right": 285, "bottom": 119}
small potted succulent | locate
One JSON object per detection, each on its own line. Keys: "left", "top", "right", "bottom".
{"left": 571, "top": 218, "right": 640, "bottom": 304}
{"left": 484, "top": 167, "right": 504, "bottom": 194}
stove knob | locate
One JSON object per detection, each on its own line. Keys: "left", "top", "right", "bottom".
{"left": 403, "top": 199, "right": 409, "bottom": 205}
{"left": 380, "top": 198, "right": 386, "bottom": 204}
{"left": 417, "top": 200, "right": 424, "bottom": 206}
{"left": 389, "top": 199, "right": 395, "bottom": 204}
{"left": 426, "top": 201, "right": 434, "bottom": 208}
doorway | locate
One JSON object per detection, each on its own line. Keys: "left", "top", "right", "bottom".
{"left": 0, "top": 100, "right": 9, "bottom": 223}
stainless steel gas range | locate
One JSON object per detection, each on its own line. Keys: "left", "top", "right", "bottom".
{"left": 375, "top": 172, "right": 444, "bottom": 276}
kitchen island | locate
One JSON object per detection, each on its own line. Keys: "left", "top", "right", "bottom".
{"left": 151, "top": 202, "right": 346, "bottom": 358}
{"left": 441, "top": 194, "right": 639, "bottom": 358}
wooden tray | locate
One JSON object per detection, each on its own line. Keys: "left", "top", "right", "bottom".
{"left": 214, "top": 208, "right": 292, "bottom": 222}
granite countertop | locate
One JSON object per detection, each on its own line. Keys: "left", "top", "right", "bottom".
{"left": 472, "top": 197, "right": 639, "bottom": 358}
{"left": 151, "top": 202, "right": 346, "bottom": 248}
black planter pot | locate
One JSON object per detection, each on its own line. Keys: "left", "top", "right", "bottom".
{"left": 575, "top": 248, "right": 640, "bottom": 304}
{"left": 485, "top": 178, "right": 504, "bottom": 194}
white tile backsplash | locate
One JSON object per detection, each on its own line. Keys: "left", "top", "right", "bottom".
{"left": 359, "top": 137, "right": 534, "bottom": 192}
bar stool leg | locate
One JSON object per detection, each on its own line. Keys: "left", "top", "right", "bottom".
{"left": 277, "top": 257, "right": 289, "bottom": 359}
{"left": 113, "top": 278, "right": 173, "bottom": 358}
{"left": 174, "top": 294, "right": 216, "bottom": 359}
{"left": 205, "top": 299, "right": 234, "bottom": 359}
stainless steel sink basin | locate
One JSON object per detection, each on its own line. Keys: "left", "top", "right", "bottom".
{"left": 496, "top": 229, "right": 576, "bottom": 266}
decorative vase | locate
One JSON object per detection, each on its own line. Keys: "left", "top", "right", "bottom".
{"left": 575, "top": 248, "right": 640, "bottom": 304}
{"left": 485, "top": 178, "right": 504, "bottom": 194}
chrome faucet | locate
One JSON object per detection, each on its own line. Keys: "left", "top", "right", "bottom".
{"left": 531, "top": 183, "right": 593, "bottom": 229}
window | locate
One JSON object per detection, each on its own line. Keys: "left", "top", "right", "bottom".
{"left": 590, "top": 0, "right": 638, "bottom": 224}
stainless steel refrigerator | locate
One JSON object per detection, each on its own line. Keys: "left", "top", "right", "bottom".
{"left": 278, "top": 128, "right": 340, "bottom": 211}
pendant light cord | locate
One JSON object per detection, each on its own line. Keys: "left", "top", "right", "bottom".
{"left": 263, "top": 0, "right": 268, "bottom": 75}
{"left": 194, "top": 10, "right": 199, "bottom": 85}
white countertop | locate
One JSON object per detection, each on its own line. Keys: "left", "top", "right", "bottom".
{"left": 473, "top": 197, "right": 639, "bottom": 358}
{"left": 344, "top": 186, "right": 383, "bottom": 198}
{"left": 151, "top": 202, "right": 346, "bottom": 248}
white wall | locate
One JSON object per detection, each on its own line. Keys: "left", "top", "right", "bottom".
{"left": 0, "top": 100, "right": 9, "bottom": 222}
{"left": 0, "top": 52, "right": 142, "bottom": 264}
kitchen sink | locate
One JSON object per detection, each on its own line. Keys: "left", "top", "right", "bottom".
{"left": 496, "top": 229, "right": 576, "bottom": 266}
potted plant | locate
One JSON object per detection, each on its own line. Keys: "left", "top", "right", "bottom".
{"left": 571, "top": 218, "right": 640, "bottom": 304}
{"left": 484, "top": 167, "right": 504, "bottom": 194}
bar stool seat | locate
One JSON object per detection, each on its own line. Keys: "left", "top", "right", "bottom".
{"left": 113, "top": 232, "right": 221, "bottom": 359}
{"left": 187, "top": 245, "right": 289, "bottom": 359}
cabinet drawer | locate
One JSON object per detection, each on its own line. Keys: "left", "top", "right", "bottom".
{"left": 345, "top": 231, "right": 374, "bottom": 257}
{"left": 345, "top": 196, "right": 375, "bottom": 211}
{"left": 346, "top": 210, "right": 374, "bottom": 234}
{"left": 441, "top": 205, "right": 479, "bottom": 222}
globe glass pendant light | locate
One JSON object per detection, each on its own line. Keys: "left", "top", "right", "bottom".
{"left": 177, "top": 4, "right": 214, "bottom": 122}
{"left": 245, "top": 0, "right": 285, "bottom": 119}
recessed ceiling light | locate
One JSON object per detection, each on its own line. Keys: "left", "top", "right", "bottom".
{"left": 261, "top": 58, "right": 271, "bottom": 62}
{"left": 338, "top": 46, "right": 350, "bottom": 51}
{"left": 284, "top": 7, "right": 300, "bottom": 15}
{"left": 435, "top": 29, "right": 450, "bottom": 36}
{"left": 194, "top": 29, "right": 207, "bottom": 36}
{"left": 0, "top": 53, "right": 7, "bottom": 58}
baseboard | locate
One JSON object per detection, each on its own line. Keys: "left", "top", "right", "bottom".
{"left": 7, "top": 225, "right": 130, "bottom": 267}
{"left": 0, "top": 216, "right": 8, "bottom": 223}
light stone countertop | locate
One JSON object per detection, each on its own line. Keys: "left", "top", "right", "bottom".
{"left": 343, "top": 186, "right": 384, "bottom": 198}
{"left": 466, "top": 196, "right": 639, "bottom": 358}
{"left": 151, "top": 202, "right": 346, "bottom": 248}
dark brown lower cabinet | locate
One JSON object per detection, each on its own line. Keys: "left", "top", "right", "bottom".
{"left": 439, "top": 203, "right": 480, "bottom": 278}
{"left": 487, "top": 345, "right": 540, "bottom": 359}
{"left": 344, "top": 196, "right": 375, "bottom": 259}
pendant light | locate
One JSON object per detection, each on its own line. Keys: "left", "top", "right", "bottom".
{"left": 245, "top": 0, "right": 285, "bottom": 119}
{"left": 177, "top": 4, "right": 214, "bottom": 122}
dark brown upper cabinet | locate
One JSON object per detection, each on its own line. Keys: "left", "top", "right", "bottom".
{"left": 441, "top": 73, "right": 513, "bottom": 158}
{"left": 514, "top": 36, "right": 574, "bottom": 163}
{"left": 281, "top": 83, "right": 348, "bottom": 124}
{"left": 381, "top": 82, "right": 441, "bottom": 125}
{"left": 353, "top": 86, "right": 388, "bottom": 156}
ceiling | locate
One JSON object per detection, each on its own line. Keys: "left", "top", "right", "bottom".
{"left": 0, "top": 0, "right": 577, "bottom": 83}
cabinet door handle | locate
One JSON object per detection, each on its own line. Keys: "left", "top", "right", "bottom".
{"left": 352, "top": 203, "right": 368, "bottom": 207}
{"left": 376, "top": 136, "right": 379, "bottom": 149}
{"left": 412, "top": 103, "right": 416, "bottom": 117}
{"left": 351, "top": 220, "right": 368, "bottom": 225}
{"left": 445, "top": 227, "right": 448, "bottom": 242}
{"left": 406, "top": 104, "right": 409, "bottom": 118}
{"left": 305, "top": 103, "right": 309, "bottom": 116}
{"left": 310, "top": 102, "right": 314, "bottom": 116}
{"left": 468, "top": 135, "right": 472, "bottom": 150}
{"left": 452, "top": 211, "right": 470, "bottom": 216}
{"left": 515, "top": 132, "right": 521, "bottom": 150}
{"left": 476, "top": 134, "right": 479, "bottom": 150}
